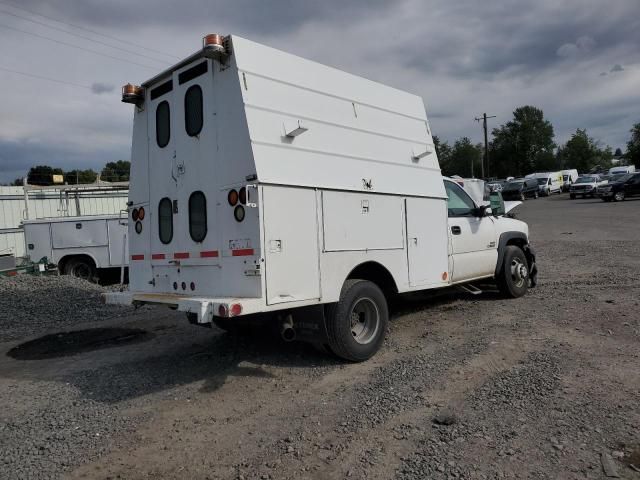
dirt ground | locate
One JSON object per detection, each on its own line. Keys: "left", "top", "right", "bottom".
{"left": 1, "top": 194, "right": 639, "bottom": 480}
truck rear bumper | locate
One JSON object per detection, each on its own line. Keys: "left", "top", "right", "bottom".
{"left": 101, "top": 292, "right": 265, "bottom": 324}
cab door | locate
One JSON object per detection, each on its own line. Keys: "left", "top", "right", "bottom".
{"left": 444, "top": 180, "right": 498, "bottom": 282}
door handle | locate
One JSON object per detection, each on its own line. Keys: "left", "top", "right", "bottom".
{"left": 451, "top": 226, "right": 462, "bottom": 235}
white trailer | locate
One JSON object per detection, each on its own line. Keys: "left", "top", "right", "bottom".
{"left": 23, "top": 215, "right": 128, "bottom": 281}
{"left": 104, "top": 34, "right": 537, "bottom": 361}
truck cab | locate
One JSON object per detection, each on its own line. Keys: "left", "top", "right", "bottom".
{"left": 105, "top": 34, "right": 537, "bottom": 361}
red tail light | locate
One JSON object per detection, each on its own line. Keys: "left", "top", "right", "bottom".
{"left": 230, "top": 303, "right": 242, "bottom": 316}
{"left": 228, "top": 189, "right": 238, "bottom": 206}
{"left": 138, "top": 207, "right": 145, "bottom": 220}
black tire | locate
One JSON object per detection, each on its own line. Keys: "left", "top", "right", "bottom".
{"left": 496, "top": 246, "right": 529, "bottom": 298}
{"left": 63, "top": 257, "right": 96, "bottom": 282}
{"left": 534, "top": 191, "right": 539, "bottom": 199}
{"left": 325, "top": 279, "right": 388, "bottom": 362}
{"left": 614, "top": 191, "right": 625, "bottom": 202}
{"left": 520, "top": 192, "right": 526, "bottom": 201}
{"left": 569, "top": 193, "right": 576, "bottom": 199}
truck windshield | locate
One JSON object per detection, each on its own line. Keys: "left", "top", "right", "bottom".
{"left": 536, "top": 178, "right": 548, "bottom": 185}
{"left": 575, "top": 177, "right": 596, "bottom": 183}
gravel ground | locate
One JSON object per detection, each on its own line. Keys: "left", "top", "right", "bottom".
{"left": 0, "top": 195, "right": 639, "bottom": 480}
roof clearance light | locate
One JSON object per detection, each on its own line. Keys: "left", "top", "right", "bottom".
{"left": 202, "top": 33, "right": 227, "bottom": 59}
{"left": 121, "top": 83, "right": 144, "bottom": 105}
{"left": 228, "top": 189, "right": 239, "bottom": 206}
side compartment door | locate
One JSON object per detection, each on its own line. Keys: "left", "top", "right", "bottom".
{"left": 406, "top": 197, "right": 450, "bottom": 287}
{"left": 262, "top": 186, "right": 320, "bottom": 305}
{"left": 445, "top": 181, "right": 498, "bottom": 282}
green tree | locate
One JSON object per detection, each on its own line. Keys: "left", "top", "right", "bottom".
{"left": 447, "top": 137, "right": 483, "bottom": 178}
{"left": 557, "top": 129, "right": 612, "bottom": 172}
{"left": 627, "top": 122, "right": 640, "bottom": 167}
{"left": 489, "top": 106, "right": 555, "bottom": 177}
{"left": 65, "top": 169, "right": 98, "bottom": 184}
{"left": 433, "top": 135, "right": 453, "bottom": 175}
{"left": 614, "top": 147, "right": 623, "bottom": 157}
{"left": 11, "top": 177, "right": 24, "bottom": 186}
{"left": 101, "top": 160, "right": 131, "bottom": 182}
{"left": 26, "top": 165, "right": 64, "bottom": 186}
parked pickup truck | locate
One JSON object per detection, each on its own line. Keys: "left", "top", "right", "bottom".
{"left": 501, "top": 178, "right": 539, "bottom": 200}
{"left": 569, "top": 175, "right": 607, "bottom": 199}
{"left": 104, "top": 33, "right": 538, "bottom": 361}
{"left": 599, "top": 172, "right": 640, "bottom": 202}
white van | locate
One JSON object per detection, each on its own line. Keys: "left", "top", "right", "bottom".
{"left": 104, "top": 34, "right": 537, "bottom": 361}
{"left": 526, "top": 172, "right": 563, "bottom": 195}
{"left": 561, "top": 169, "right": 579, "bottom": 191}
{"left": 609, "top": 165, "right": 636, "bottom": 175}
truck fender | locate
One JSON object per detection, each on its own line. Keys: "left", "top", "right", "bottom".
{"left": 58, "top": 253, "right": 99, "bottom": 272}
{"left": 495, "top": 232, "right": 538, "bottom": 287}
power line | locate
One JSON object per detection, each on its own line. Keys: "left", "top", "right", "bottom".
{"left": 0, "top": 8, "right": 170, "bottom": 65}
{"left": 0, "top": 22, "right": 158, "bottom": 70}
{"left": 0, "top": 0, "right": 180, "bottom": 60}
{"left": 0, "top": 65, "right": 92, "bottom": 89}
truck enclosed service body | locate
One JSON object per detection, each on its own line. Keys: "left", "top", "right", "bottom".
{"left": 23, "top": 215, "right": 127, "bottom": 280}
{"left": 105, "top": 34, "right": 537, "bottom": 361}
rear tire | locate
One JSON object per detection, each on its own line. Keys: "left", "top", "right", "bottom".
{"left": 569, "top": 193, "right": 576, "bottom": 199}
{"left": 496, "top": 246, "right": 529, "bottom": 298}
{"left": 534, "top": 191, "right": 539, "bottom": 199}
{"left": 63, "top": 257, "right": 96, "bottom": 282}
{"left": 520, "top": 193, "right": 526, "bottom": 201}
{"left": 325, "top": 280, "right": 388, "bottom": 362}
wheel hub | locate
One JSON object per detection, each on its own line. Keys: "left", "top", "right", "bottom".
{"left": 349, "top": 298, "right": 380, "bottom": 345}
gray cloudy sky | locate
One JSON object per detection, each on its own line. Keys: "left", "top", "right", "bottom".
{"left": 0, "top": 0, "right": 638, "bottom": 182}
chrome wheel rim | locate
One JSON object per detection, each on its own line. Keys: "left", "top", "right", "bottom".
{"left": 510, "top": 257, "right": 528, "bottom": 288}
{"left": 349, "top": 298, "right": 380, "bottom": 345}
{"left": 614, "top": 192, "right": 624, "bottom": 201}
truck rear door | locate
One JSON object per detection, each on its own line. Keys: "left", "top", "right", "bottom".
{"left": 146, "top": 59, "right": 219, "bottom": 291}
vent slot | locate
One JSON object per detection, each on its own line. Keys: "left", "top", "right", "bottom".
{"left": 150, "top": 80, "right": 173, "bottom": 100}
{"left": 179, "top": 62, "right": 208, "bottom": 85}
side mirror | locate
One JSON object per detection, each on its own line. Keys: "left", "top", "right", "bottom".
{"left": 489, "top": 192, "right": 505, "bottom": 216}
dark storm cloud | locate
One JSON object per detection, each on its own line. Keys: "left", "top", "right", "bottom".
{"left": 18, "top": 0, "right": 391, "bottom": 32}
{"left": 90, "top": 82, "right": 115, "bottom": 94}
{"left": 398, "top": 0, "right": 639, "bottom": 78}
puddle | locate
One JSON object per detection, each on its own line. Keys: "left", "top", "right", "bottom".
{"left": 7, "top": 328, "right": 153, "bottom": 360}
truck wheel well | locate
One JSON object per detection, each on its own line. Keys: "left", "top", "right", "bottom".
{"left": 346, "top": 262, "right": 398, "bottom": 299}
{"left": 58, "top": 254, "right": 96, "bottom": 272}
{"left": 506, "top": 238, "right": 527, "bottom": 249}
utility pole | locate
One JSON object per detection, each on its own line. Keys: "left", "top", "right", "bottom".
{"left": 475, "top": 113, "right": 496, "bottom": 178}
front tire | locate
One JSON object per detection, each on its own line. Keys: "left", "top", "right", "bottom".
{"left": 570, "top": 193, "right": 576, "bottom": 199}
{"left": 534, "top": 191, "right": 539, "bottom": 199}
{"left": 496, "top": 246, "right": 529, "bottom": 298}
{"left": 614, "top": 191, "right": 625, "bottom": 202}
{"left": 520, "top": 192, "right": 526, "bottom": 201}
{"left": 325, "top": 280, "right": 388, "bottom": 362}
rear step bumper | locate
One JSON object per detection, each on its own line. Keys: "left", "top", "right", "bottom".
{"left": 101, "top": 292, "right": 264, "bottom": 324}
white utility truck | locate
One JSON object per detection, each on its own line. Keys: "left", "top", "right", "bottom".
{"left": 23, "top": 214, "right": 128, "bottom": 281}
{"left": 104, "top": 34, "right": 537, "bottom": 361}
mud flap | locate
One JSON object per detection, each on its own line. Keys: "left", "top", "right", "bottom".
{"left": 523, "top": 244, "right": 538, "bottom": 287}
{"left": 290, "top": 304, "right": 330, "bottom": 345}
